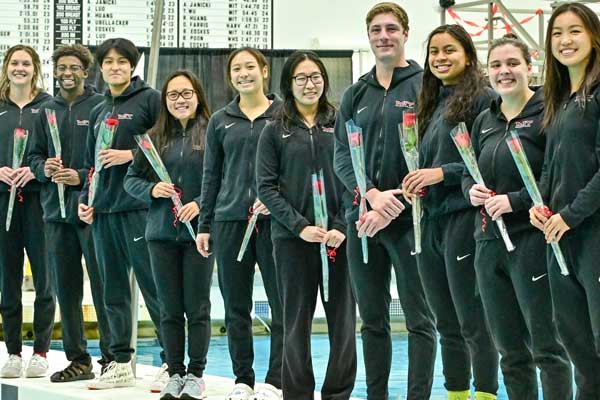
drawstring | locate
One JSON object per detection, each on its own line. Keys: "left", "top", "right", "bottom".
{"left": 171, "top": 187, "right": 183, "bottom": 227}
{"left": 87, "top": 167, "right": 94, "bottom": 186}
{"left": 248, "top": 205, "right": 259, "bottom": 233}
{"left": 352, "top": 186, "right": 360, "bottom": 206}
{"left": 326, "top": 246, "right": 337, "bottom": 262}
{"left": 480, "top": 191, "right": 497, "bottom": 232}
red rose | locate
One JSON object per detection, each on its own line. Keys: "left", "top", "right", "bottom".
{"left": 403, "top": 112, "right": 416, "bottom": 127}
{"left": 454, "top": 132, "right": 471, "bottom": 148}
{"left": 106, "top": 118, "right": 119, "bottom": 127}
{"left": 349, "top": 133, "right": 361, "bottom": 147}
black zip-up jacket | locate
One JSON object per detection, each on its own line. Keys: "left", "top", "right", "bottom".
{"left": 462, "top": 88, "right": 545, "bottom": 240}
{"left": 198, "top": 94, "right": 281, "bottom": 234}
{"left": 0, "top": 91, "right": 52, "bottom": 193}
{"left": 256, "top": 116, "right": 347, "bottom": 241}
{"left": 419, "top": 85, "right": 495, "bottom": 218}
{"left": 79, "top": 77, "right": 161, "bottom": 213}
{"left": 29, "top": 85, "right": 104, "bottom": 224}
{"left": 334, "top": 61, "right": 422, "bottom": 224}
{"left": 124, "top": 118, "right": 206, "bottom": 242}
{"left": 539, "top": 83, "right": 600, "bottom": 229}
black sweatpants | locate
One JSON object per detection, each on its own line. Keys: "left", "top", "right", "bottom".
{"left": 546, "top": 218, "right": 600, "bottom": 400}
{"left": 45, "top": 221, "right": 111, "bottom": 364}
{"left": 273, "top": 238, "right": 356, "bottom": 400}
{"left": 0, "top": 192, "right": 55, "bottom": 355}
{"left": 418, "top": 209, "right": 498, "bottom": 394}
{"left": 346, "top": 220, "right": 437, "bottom": 400}
{"left": 475, "top": 231, "right": 572, "bottom": 400}
{"left": 212, "top": 219, "right": 283, "bottom": 388}
{"left": 147, "top": 240, "right": 214, "bottom": 377}
{"left": 92, "top": 210, "right": 164, "bottom": 363}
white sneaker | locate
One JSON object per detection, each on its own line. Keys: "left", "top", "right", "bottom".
{"left": 0, "top": 354, "right": 23, "bottom": 378}
{"left": 87, "top": 361, "right": 135, "bottom": 389}
{"left": 254, "top": 383, "right": 283, "bottom": 400}
{"left": 150, "top": 363, "right": 170, "bottom": 393}
{"left": 226, "top": 383, "right": 254, "bottom": 400}
{"left": 24, "top": 353, "right": 49, "bottom": 378}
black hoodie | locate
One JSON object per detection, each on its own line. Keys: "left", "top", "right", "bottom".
{"left": 29, "top": 85, "right": 104, "bottom": 224}
{"left": 419, "top": 85, "right": 496, "bottom": 218}
{"left": 0, "top": 91, "right": 52, "bottom": 193}
{"left": 198, "top": 94, "right": 281, "bottom": 234}
{"left": 257, "top": 116, "right": 347, "bottom": 241}
{"left": 462, "top": 88, "right": 545, "bottom": 240}
{"left": 124, "top": 118, "right": 207, "bottom": 242}
{"left": 539, "top": 83, "right": 600, "bottom": 229}
{"left": 79, "top": 76, "right": 161, "bottom": 213}
{"left": 334, "top": 61, "right": 422, "bottom": 224}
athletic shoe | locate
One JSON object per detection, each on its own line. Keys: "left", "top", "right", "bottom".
{"left": 50, "top": 360, "right": 95, "bottom": 382}
{"left": 160, "top": 373, "right": 185, "bottom": 400}
{"left": 179, "top": 373, "right": 207, "bottom": 399}
{"left": 150, "top": 363, "right": 169, "bottom": 393}
{"left": 87, "top": 361, "right": 135, "bottom": 389}
{"left": 0, "top": 354, "right": 23, "bottom": 378}
{"left": 253, "top": 383, "right": 283, "bottom": 400}
{"left": 448, "top": 391, "right": 471, "bottom": 400}
{"left": 24, "top": 354, "right": 49, "bottom": 378}
{"left": 227, "top": 383, "right": 254, "bottom": 400}
{"left": 474, "top": 392, "right": 496, "bottom": 400}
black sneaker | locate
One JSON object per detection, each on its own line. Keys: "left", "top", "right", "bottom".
{"left": 50, "top": 361, "right": 95, "bottom": 383}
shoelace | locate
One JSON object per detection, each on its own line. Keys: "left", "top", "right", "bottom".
{"left": 99, "top": 361, "right": 118, "bottom": 380}
{"left": 185, "top": 376, "right": 204, "bottom": 391}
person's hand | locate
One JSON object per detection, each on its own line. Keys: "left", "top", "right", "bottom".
{"left": 323, "top": 229, "right": 345, "bottom": 248}
{"left": 356, "top": 210, "right": 392, "bottom": 237}
{"left": 544, "top": 213, "right": 570, "bottom": 243}
{"left": 78, "top": 203, "right": 94, "bottom": 224}
{"left": 529, "top": 206, "right": 548, "bottom": 232}
{"left": 98, "top": 149, "right": 133, "bottom": 168}
{"left": 178, "top": 201, "right": 200, "bottom": 222}
{"left": 52, "top": 168, "right": 80, "bottom": 186}
{"left": 252, "top": 199, "right": 270, "bottom": 215}
{"left": 196, "top": 233, "right": 211, "bottom": 257}
{"left": 484, "top": 194, "right": 512, "bottom": 220}
{"left": 300, "top": 226, "right": 327, "bottom": 243}
{"left": 469, "top": 184, "right": 492, "bottom": 206}
{"left": 11, "top": 167, "right": 35, "bottom": 188}
{"left": 365, "top": 188, "right": 405, "bottom": 219}
{"left": 151, "top": 182, "right": 177, "bottom": 198}
{"left": 0, "top": 166, "right": 14, "bottom": 185}
{"left": 44, "top": 157, "right": 62, "bottom": 178}
{"left": 402, "top": 168, "right": 444, "bottom": 194}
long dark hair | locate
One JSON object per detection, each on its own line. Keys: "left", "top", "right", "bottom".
{"left": 542, "top": 2, "right": 600, "bottom": 128}
{"left": 418, "top": 24, "right": 488, "bottom": 136}
{"left": 275, "top": 50, "right": 335, "bottom": 129}
{"left": 149, "top": 70, "right": 211, "bottom": 152}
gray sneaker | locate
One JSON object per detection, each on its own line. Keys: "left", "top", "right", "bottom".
{"left": 179, "top": 373, "right": 207, "bottom": 400}
{"left": 160, "top": 373, "right": 185, "bottom": 400}
{"left": 0, "top": 355, "right": 23, "bottom": 378}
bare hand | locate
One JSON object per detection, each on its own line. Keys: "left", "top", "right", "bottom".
{"left": 52, "top": 168, "right": 80, "bottom": 186}
{"left": 0, "top": 166, "right": 14, "bottom": 185}
{"left": 300, "top": 226, "right": 327, "bottom": 243}
{"left": 529, "top": 207, "right": 548, "bottom": 232}
{"left": 195, "top": 233, "right": 211, "bottom": 257}
{"left": 544, "top": 213, "right": 570, "bottom": 243}
{"left": 365, "top": 188, "right": 405, "bottom": 219}
{"left": 11, "top": 167, "right": 35, "bottom": 188}
{"left": 323, "top": 229, "right": 345, "bottom": 248}
{"left": 356, "top": 210, "right": 392, "bottom": 238}
{"left": 44, "top": 157, "right": 62, "bottom": 178}
{"left": 402, "top": 168, "right": 444, "bottom": 195}
{"left": 78, "top": 203, "right": 94, "bottom": 224}
{"left": 252, "top": 199, "right": 270, "bottom": 215}
{"left": 484, "top": 194, "right": 512, "bottom": 220}
{"left": 469, "top": 183, "right": 492, "bottom": 206}
{"left": 178, "top": 201, "right": 200, "bottom": 222}
{"left": 152, "top": 182, "right": 177, "bottom": 198}
{"left": 98, "top": 149, "right": 133, "bottom": 168}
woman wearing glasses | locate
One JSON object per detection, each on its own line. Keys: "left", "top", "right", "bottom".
{"left": 197, "top": 48, "right": 283, "bottom": 400}
{"left": 256, "top": 50, "right": 356, "bottom": 400}
{"left": 124, "top": 70, "right": 213, "bottom": 400}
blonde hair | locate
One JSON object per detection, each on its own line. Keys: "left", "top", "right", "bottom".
{"left": 0, "top": 44, "right": 45, "bottom": 101}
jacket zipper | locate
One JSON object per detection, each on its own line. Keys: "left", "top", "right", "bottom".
{"left": 248, "top": 120, "right": 254, "bottom": 202}
{"left": 490, "top": 121, "right": 511, "bottom": 188}
{"left": 375, "top": 90, "right": 388, "bottom": 183}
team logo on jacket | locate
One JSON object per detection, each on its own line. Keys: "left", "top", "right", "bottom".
{"left": 77, "top": 119, "right": 89, "bottom": 126}
{"left": 31, "top": 108, "right": 40, "bottom": 114}
{"left": 515, "top": 120, "right": 533, "bottom": 129}
{"left": 322, "top": 127, "right": 334, "bottom": 133}
{"left": 118, "top": 113, "right": 134, "bottom": 120}
{"left": 395, "top": 100, "right": 415, "bottom": 108}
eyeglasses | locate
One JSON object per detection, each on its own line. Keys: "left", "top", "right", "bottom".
{"left": 292, "top": 72, "right": 324, "bottom": 86}
{"left": 166, "top": 89, "right": 196, "bottom": 101}
{"left": 56, "top": 65, "right": 83, "bottom": 73}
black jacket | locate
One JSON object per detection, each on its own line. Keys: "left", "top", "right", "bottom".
{"left": 257, "top": 116, "right": 347, "bottom": 241}
{"left": 79, "top": 77, "right": 161, "bottom": 213}
{"left": 124, "top": 118, "right": 206, "bottom": 242}
{"left": 334, "top": 61, "right": 422, "bottom": 224}
{"left": 29, "top": 85, "right": 104, "bottom": 224}
{"left": 540, "top": 83, "right": 600, "bottom": 229}
{"left": 419, "top": 85, "right": 495, "bottom": 218}
{"left": 0, "top": 91, "right": 52, "bottom": 193}
{"left": 462, "top": 88, "right": 545, "bottom": 240}
{"left": 198, "top": 94, "right": 281, "bottom": 233}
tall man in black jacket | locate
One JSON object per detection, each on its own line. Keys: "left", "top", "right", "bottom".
{"left": 333, "top": 3, "right": 436, "bottom": 399}
{"left": 29, "top": 44, "right": 111, "bottom": 383}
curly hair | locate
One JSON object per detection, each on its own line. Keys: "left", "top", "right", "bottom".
{"left": 52, "top": 44, "right": 94, "bottom": 70}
